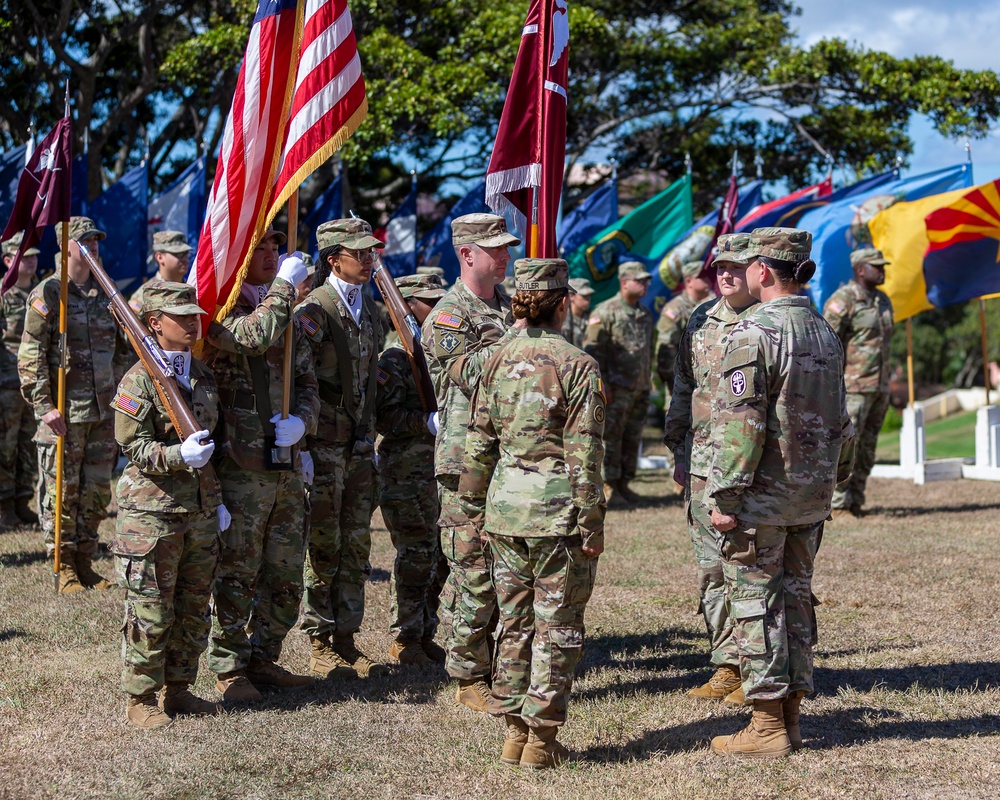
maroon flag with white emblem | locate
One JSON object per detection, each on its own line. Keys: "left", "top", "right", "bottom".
{"left": 485, "top": 0, "right": 569, "bottom": 258}
{"left": 1, "top": 116, "right": 72, "bottom": 294}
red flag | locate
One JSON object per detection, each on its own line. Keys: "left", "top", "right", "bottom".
{"left": 1, "top": 117, "right": 72, "bottom": 294}
{"left": 486, "top": 0, "right": 568, "bottom": 258}
{"left": 702, "top": 174, "right": 740, "bottom": 273}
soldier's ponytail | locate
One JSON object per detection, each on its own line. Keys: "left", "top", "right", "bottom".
{"left": 511, "top": 288, "right": 567, "bottom": 327}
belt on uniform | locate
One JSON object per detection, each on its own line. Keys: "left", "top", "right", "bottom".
{"left": 219, "top": 387, "right": 257, "bottom": 412}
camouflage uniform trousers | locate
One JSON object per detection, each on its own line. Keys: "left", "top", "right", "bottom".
{"left": 0, "top": 388, "right": 36, "bottom": 503}
{"left": 381, "top": 475, "right": 448, "bottom": 642}
{"left": 832, "top": 391, "right": 890, "bottom": 511}
{"left": 112, "top": 508, "right": 219, "bottom": 696}
{"left": 208, "top": 457, "right": 307, "bottom": 673}
{"left": 36, "top": 418, "right": 115, "bottom": 555}
{"left": 603, "top": 385, "right": 648, "bottom": 482}
{"left": 438, "top": 475, "right": 497, "bottom": 680}
{"left": 487, "top": 533, "right": 597, "bottom": 728}
{"left": 300, "top": 442, "right": 375, "bottom": 639}
{"left": 687, "top": 475, "right": 737, "bottom": 668}
{"left": 720, "top": 520, "right": 822, "bottom": 701}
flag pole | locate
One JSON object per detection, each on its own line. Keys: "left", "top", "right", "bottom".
{"left": 53, "top": 82, "right": 71, "bottom": 593}
{"left": 906, "top": 318, "right": 915, "bottom": 408}
{"left": 980, "top": 298, "right": 990, "bottom": 406}
{"left": 277, "top": 190, "right": 299, "bottom": 466}
{"left": 530, "top": 0, "right": 547, "bottom": 259}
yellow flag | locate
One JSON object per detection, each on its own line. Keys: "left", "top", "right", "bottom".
{"left": 869, "top": 187, "right": 970, "bottom": 322}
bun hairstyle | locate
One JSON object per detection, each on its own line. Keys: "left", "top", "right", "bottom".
{"left": 759, "top": 256, "right": 816, "bottom": 286}
{"left": 511, "top": 288, "right": 567, "bottom": 326}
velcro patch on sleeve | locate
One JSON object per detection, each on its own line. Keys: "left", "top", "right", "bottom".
{"left": 30, "top": 298, "right": 50, "bottom": 318}
{"left": 827, "top": 301, "right": 845, "bottom": 315}
{"left": 587, "top": 315, "right": 601, "bottom": 325}
{"left": 113, "top": 391, "right": 149, "bottom": 420}
{"left": 376, "top": 368, "right": 389, "bottom": 386}
{"left": 434, "top": 312, "right": 464, "bottom": 329}
{"left": 299, "top": 314, "right": 320, "bottom": 336}
{"left": 665, "top": 307, "right": 677, "bottom": 320}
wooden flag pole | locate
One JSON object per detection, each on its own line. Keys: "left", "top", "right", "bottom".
{"left": 276, "top": 190, "right": 299, "bottom": 466}
{"left": 906, "top": 318, "right": 915, "bottom": 408}
{"left": 980, "top": 298, "right": 991, "bottom": 406}
{"left": 53, "top": 224, "right": 69, "bottom": 592}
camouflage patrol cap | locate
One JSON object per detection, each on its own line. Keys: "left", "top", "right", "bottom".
{"left": 416, "top": 265, "right": 445, "bottom": 279}
{"left": 452, "top": 213, "right": 521, "bottom": 247}
{"left": 514, "top": 258, "right": 573, "bottom": 292}
{"left": 681, "top": 260, "right": 705, "bottom": 279}
{"left": 745, "top": 227, "right": 812, "bottom": 264}
{"left": 141, "top": 280, "right": 207, "bottom": 316}
{"left": 316, "top": 218, "right": 383, "bottom": 250}
{"left": 56, "top": 216, "right": 106, "bottom": 243}
{"left": 712, "top": 232, "right": 753, "bottom": 266}
{"left": 850, "top": 246, "right": 890, "bottom": 268}
{"left": 395, "top": 273, "right": 446, "bottom": 302}
{"left": 618, "top": 260, "right": 653, "bottom": 281}
{"left": 2, "top": 232, "right": 40, "bottom": 257}
{"left": 568, "top": 277, "right": 594, "bottom": 296}
{"left": 151, "top": 230, "right": 193, "bottom": 254}
{"left": 302, "top": 252, "right": 316, "bottom": 275}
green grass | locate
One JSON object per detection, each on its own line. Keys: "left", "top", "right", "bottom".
{"left": 876, "top": 409, "right": 977, "bottom": 463}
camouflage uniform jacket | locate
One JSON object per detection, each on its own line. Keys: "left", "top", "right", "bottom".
{"left": 113, "top": 358, "right": 222, "bottom": 513}
{"left": 295, "top": 283, "right": 381, "bottom": 445}
{"left": 375, "top": 342, "right": 434, "bottom": 482}
{"left": 823, "top": 280, "right": 894, "bottom": 393}
{"left": 18, "top": 274, "right": 128, "bottom": 421}
{"left": 655, "top": 290, "right": 702, "bottom": 386}
{"left": 706, "top": 296, "right": 854, "bottom": 526}
{"left": 459, "top": 328, "right": 607, "bottom": 546}
{"left": 561, "top": 310, "right": 587, "bottom": 349}
{"left": 420, "top": 278, "right": 514, "bottom": 478}
{"left": 202, "top": 278, "right": 319, "bottom": 471}
{"left": 584, "top": 293, "right": 654, "bottom": 390}
{"left": 663, "top": 297, "right": 755, "bottom": 477}
{"left": 0, "top": 285, "right": 31, "bottom": 390}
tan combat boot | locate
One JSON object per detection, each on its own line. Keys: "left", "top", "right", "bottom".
{"left": 520, "top": 725, "right": 570, "bottom": 769}
{"left": 389, "top": 638, "right": 434, "bottom": 666}
{"left": 500, "top": 715, "right": 529, "bottom": 766}
{"left": 309, "top": 635, "right": 358, "bottom": 679}
{"left": 711, "top": 699, "right": 792, "bottom": 758}
{"left": 161, "top": 683, "right": 220, "bottom": 717}
{"left": 783, "top": 690, "right": 805, "bottom": 751}
{"left": 126, "top": 694, "right": 173, "bottom": 730}
{"left": 723, "top": 683, "right": 749, "bottom": 708}
{"left": 455, "top": 678, "right": 491, "bottom": 712}
{"left": 57, "top": 551, "right": 86, "bottom": 595}
{"left": 420, "top": 636, "right": 447, "bottom": 664}
{"left": 215, "top": 670, "right": 263, "bottom": 703}
{"left": 246, "top": 658, "right": 314, "bottom": 688}
{"left": 14, "top": 497, "right": 38, "bottom": 525}
{"left": 76, "top": 551, "right": 114, "bottom": 590}
{"left": 687, "top": 665, "right": 742, "bottom": 701}
{"left": 334, "top": 635, "right": 388, "bottom": 678}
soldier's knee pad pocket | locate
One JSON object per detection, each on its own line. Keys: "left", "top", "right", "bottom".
{"left": 547, "top": 626, "right": 584, "bottom": 680}
{"left": 729, "top": 589, "right": 768, "bottom": 656}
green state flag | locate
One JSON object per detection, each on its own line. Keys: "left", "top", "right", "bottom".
{"left": 568, "top": 174, "right": 693, "bottom": 304}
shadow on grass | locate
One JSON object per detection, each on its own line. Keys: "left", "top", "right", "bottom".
{"left": 368, "top": 567, "right": 391, "bottom": 583}
{"left": 815, "top": 661, "right": 1000, "bottom": 696}
{"left": 0, "top": 628, "right": 29, "bottom": 643}
{"left": 867, "top": 502, "right": 1000, "bottom": 517}
{"left": 0, "top": 549, "right": 48, "bottom": 568}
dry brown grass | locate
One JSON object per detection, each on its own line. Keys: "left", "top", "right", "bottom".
{"left": 2, "top": 474, "right": 999, "bottom": 800}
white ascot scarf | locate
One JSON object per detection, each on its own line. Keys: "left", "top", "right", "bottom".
{"left": 328, "top": 273, "right": 363, "bottom": 325}
{"left": 241, "top": 282, "right": 270, "bottom": 308}
{"left": 164, "top": 349, "right": 192, "bottom": 390}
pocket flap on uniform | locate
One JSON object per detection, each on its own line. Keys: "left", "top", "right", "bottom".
{"left": 723, "top": 344, "right": 757, "bottom": 371}
{"left": 729, "top": 592, "right": 767, "bottom": 621}
{"left": 549, "top": 627, "right": 584, "bottom": 649}
{"left": 109, "top": 527, "right": 159, "bottom": 557}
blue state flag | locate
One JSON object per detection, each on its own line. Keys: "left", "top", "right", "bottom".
{"left": 557, "top": 175, "right": 618, "bottom": 259}
{"left": 89, "top": 162, "right": 150, "bottom": 293}
{"left": 0, "top": 144, "right": 29, "bottom": 229}
{"left": 71, "top": 155, "right": 89, "bottom": 215}
{"left": 381, "top": 186, "right": 418, "bottom": 280}
{"left": 147, "top": 157, "right": 207, "bottom": 270}
{"left": 417, "top": 180, "right": 490, "bottom": 285}
{"left": 303, "top": 175, "right": 343, "bottom": 259}
{"left": 802, "top": 163, "right": 973, "bottom": 310}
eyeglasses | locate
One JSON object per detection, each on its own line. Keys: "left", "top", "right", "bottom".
{"left": 343, "top": 248, "right": 377, "bottom": 265}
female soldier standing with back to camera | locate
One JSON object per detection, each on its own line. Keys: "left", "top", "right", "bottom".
{"left": 460, "top": 257, "right": 606, "bottom": 769}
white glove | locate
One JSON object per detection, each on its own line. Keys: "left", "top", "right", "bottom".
{"left": 217, "top": 504, "right": 232, "bottom": 532}
{"left": 180, "top": 430, "right": 214, "bottom": 469}
{"left": 426, "top": 412, "right": 439, "bottom": 436}
{"left": 276, "top": 251, "right": 308, "bottom": 286}
{"left": 270, "top": 413, "right": 306, "bottom": 447}
{"left": 300, "top": 450, "right": 315, "bottom": 485}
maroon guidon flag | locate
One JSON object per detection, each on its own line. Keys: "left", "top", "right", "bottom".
{"left": 1, "top": 116, "right": 72, "bottom": 294}
{"left": 702, "top": 173, "right": 740, "bottom": 274}
{"left": 485, "top": 0, "right": 568, "bottom": 257}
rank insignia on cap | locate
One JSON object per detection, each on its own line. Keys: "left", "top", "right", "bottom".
{"left": 300, "top": 314, "right": 319, "bottom": 335}
{"left": 434, "top": 312, "right": 463, "bottom": 329}
{"left": 376, "top": 368, "right": 389, "bottom": 386}
{"left": 114, "top": 392, "right": 147, "bottom": 419}
{"left": 30, "top": 298, "right": 50, "bottom": 317}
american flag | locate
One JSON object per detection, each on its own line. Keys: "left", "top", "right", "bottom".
{"left": 194, "top": 0, "right": 367, "bottom": 318}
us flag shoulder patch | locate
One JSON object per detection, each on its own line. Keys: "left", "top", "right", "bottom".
{"left": 300, "top": 314, "right": 319, "bottom": 335}
{"left": 376, "top": 368, "right": 390, "bottom": 386}
{"left": 114, "top": 392, "right": 147, "bottom": 419}
{"left": 434, "top": 312, "right": 463, "bottom": 329}
{"left": 588, "top": 315, "right": 601, "bottom": 325}
{"left": 30, "top": 298, "right": 50, "bottom": 317}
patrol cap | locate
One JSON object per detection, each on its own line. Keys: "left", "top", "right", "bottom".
{"left": 396, "top": 273, "right": 447, "bottom": 302}
{"left": 681, "top": 260, "right": 705, "bottom": 279}
{"left": 151, "top": 230, "right": 193, "bottom": 254}
{"left": 57, "top": 216, "right": 106, "bottom": 243}
{"left": 302, "top": 252, "right": 316, "bottom": 276}
{"left": 416, "top": 265, "right": 445, "bottom": 279}
{"left": 316, "top": 218, "right": 383, "bottom": 250}
{"left": 568, "top": 277, "right": 594, "bottom": 296}
{"left": 141, "top": 280, "right": 207, "bottom": 316}
{"left": 514, "top": 258, "right": 573, "bottom": 292}
{"left": 618, "top": 260, "right": 653, "bottom": 281}
{"left": 451, "top": 213, "right": 521, "bottom": 248}
{"left": 745, "top": 227, "right": 812, "bottom": 264}
{"left": 2, "top": 232, "right": 40, "bottom": 257}
{"left": 712, "top": 232, "right": 753, "bottom": 266}
{"left": 260, "top": 227, "right": 287, "bottom": 246}
{"left": 850, "top": 247, "right": 890, "bottom": 268}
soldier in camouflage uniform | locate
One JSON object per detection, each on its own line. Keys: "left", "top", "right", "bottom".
{"left": 295, "top": 218, "right": 387, "bottom": 680}
{"left": 663, "top": 234, "right": 757, "bottom": 704}
{"left": 824, "top": 247, "right": 894, "bottom": 518}
{"left": 655, "top": 260, "right": 715, "bottom": 388}
{"left": 1, "top": 234, "right": 40, "bottom": 527}
{"left": 111, "top": 282, "right": 228, "bottom": 729}
{"left": 129, "top": 231, "right": 193, "bottom": 314}
{"left": 706, "top": 228, "right": 853, "bottom": 758}
{"left": 201, "top": 230, "right": 319, "bottom": 700}
{"left": 420, "top": 212, "right": 520, "bottom": 712}
{"left": 375, "top": 273, "right": 449, "bottom": 666}
{"left": 560, "top": 277, "right": 593, "bottom": 349}
{"left": 583, "top": 260, "right": 654, "bottom": 506}
{"left": 460, "top": 257, "right": 606, "bottom": 769}
{"left": 18, "top": 217, "right": 129, "bottom": 592}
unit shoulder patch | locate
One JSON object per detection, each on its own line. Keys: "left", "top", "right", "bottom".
{"left": 439, "top": 331, "right": 461, "bottom": 353}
